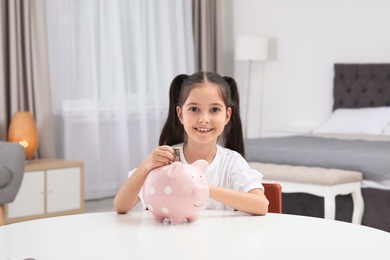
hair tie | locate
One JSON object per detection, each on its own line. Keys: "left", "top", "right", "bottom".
{"left": 222, "top": 76, "right": 229, "bottom": 82}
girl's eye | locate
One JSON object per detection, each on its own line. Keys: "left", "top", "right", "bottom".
{"left": 189, "top": 107, "right": 199, "bottom": 112}
{"left": 211, "top": 107, "right": 220, "bottom": 113}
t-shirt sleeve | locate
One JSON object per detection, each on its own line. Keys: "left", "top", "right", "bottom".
{"left": 230, "top": 164, "right": 264, "bottom": 193}
{"left": 127, "top": 168, "right": 146, "bottom": 211}
{"left": 214, "top": 147, "right": 265, "bottom": 193}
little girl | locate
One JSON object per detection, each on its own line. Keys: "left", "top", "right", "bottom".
{"left": 114, "top": 71, "right": 269, "bottom": 215}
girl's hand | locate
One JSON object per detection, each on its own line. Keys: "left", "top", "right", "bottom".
{"left": 114, "top": 145, "right": 176, "bottom": 214}
{"left": 141, "top": 145, "right": 175, "bottom": 173}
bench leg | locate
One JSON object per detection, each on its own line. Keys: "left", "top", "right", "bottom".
{"left": 351, "top": 187, "right": 364, "bottom": 225}
{"left": 324, "top": 193, "right": 336, "bottom": 220}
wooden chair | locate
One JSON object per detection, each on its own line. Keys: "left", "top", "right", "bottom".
{"left": 263, "top": 183, "right": 282, "bottom": 213}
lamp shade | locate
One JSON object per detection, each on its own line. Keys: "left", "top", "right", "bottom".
{"left": 235, "top": 35, "right": 268, "bottom": 61}
{"left": 8, "top": 111, "right": 39, "bottom": 160}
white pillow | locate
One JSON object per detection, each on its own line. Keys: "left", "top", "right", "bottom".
{"left": 313, "top": 107, "right": 390, "bottom": 135}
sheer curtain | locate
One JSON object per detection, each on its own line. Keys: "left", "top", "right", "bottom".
{"left": 45, "top": 0, "right": 194, "bottom": 199}
{"left": 0, "top": 0, "right": 55, "bottom": 157}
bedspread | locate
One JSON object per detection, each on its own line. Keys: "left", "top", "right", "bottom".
{"left": 245, "top": 136, "right": 390, "bottom": 181}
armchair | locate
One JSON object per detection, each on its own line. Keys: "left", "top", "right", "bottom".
{"left": 0, "top": 141, "right": 25, "bottom": 226}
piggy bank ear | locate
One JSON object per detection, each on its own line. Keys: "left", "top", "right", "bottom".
{"left": 192, "top": 159, "right": 208, "bottom": 172}
{"left": 167, "top": 162, "right": 182, "bottom": 178}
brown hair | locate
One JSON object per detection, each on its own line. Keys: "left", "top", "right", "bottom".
{"left": 159, "top": 71, "right": 245, "bottom": 157}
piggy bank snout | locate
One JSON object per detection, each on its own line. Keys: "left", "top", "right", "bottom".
{"left": 192, "top": 184, "right": 209, "bottom": 204}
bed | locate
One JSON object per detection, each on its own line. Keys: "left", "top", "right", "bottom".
{"left": 245, "top": 63, "right": 390, "bottom": 232}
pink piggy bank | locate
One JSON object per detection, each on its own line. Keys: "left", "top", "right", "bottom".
{"left": 143, "top": 160, "right": 209, "bottom": 224}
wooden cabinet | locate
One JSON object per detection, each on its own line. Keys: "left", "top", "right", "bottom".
{"left": 5, "top": 159, "right": 84, "bottom": 224}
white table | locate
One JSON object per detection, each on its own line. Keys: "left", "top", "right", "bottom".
{"left": 1, "top": 210, "right": 389, "bottom": 260}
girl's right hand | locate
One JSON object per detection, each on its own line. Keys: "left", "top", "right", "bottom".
{"left": 115, "top": 146, "right": 174, "bottom": 214}
{"left": 141, "top": 145, "right": 175, "bottom": 173}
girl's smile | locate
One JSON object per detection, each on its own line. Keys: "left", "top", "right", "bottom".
{"left": 194, "top": 127, "right": 212, "bottom": 132}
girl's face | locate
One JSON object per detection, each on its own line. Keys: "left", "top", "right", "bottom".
{"left": 176, "top": 83, "right": 231, "bottom": 145}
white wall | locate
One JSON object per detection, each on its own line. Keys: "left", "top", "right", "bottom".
{"left": 232, "top": 0, "right": 390, "bottom": 137}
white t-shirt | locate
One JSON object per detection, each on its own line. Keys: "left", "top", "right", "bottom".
{"left": 129, "top": 144, "right": 264, "bottom": 211}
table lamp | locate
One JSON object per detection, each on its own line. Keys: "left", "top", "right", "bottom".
{"left": 235, "top": 35, "right": 268, "bottom": 137}
{"left": 8, "top": 111, "right": 39, "bottom": 160}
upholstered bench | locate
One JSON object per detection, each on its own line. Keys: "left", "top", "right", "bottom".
{"left": 249, "top": 162, "right": 364, "bottom": 224}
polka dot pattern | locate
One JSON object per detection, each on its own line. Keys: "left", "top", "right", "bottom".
{"left": 144, "top": 160, "right": 209, "bottom": 223}
{"left": 164, "top": 186, "right": 172, "bottom": 195}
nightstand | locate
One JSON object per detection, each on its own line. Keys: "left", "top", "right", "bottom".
{"left": 5, "top": 158, "right": 84, "bottom": 224}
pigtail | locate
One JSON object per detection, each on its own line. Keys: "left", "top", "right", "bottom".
{"left": 222, "top": 76, "right": 245, "bottom": 157}
{"left": 159, "top": 74, "right": 189, "bottom": 146}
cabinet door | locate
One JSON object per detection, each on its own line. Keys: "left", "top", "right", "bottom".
{"left": 7, "top": 171, "right": 45, "bottom": 218}
{"left": 46, "top": 167, "right": 81, "bottom": 213}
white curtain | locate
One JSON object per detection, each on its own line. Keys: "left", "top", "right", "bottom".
{"left": 45, "top": 0, "right": 195, "bottom": 199}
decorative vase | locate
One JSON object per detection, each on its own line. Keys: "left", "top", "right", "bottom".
{"left": 8, "top": 111, "right": 39, "bottom": 160}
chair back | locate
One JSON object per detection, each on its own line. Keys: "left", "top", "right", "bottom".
{"left": 0, "top": 141, "right": 25, "bottom": 226}
{"left": 263, "top": 183, "right": 282, "bottom": 213}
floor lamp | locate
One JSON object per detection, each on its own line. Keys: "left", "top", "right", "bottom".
{"left": 235, "top": 35, "right": 268, "bottom": 138}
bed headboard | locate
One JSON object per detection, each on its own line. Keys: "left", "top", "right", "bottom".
{"left": 333, "top": 64, "right": 390, "bottom": 110}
